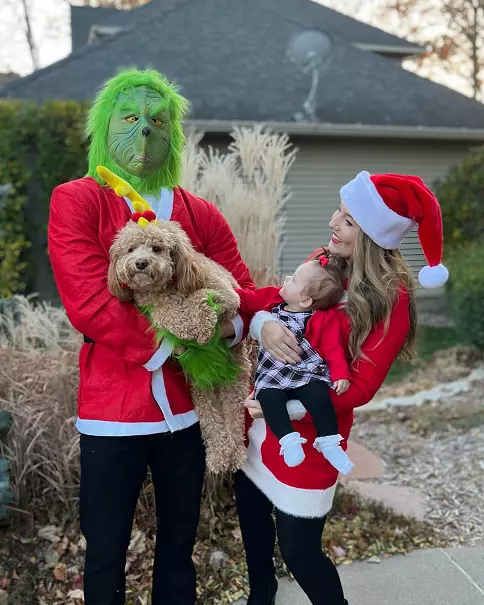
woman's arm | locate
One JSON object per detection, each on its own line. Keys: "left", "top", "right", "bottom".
{"left": 315, "top": 310, "right": 350, "bottom": 382}
{"left": 330, "top": 290, "right": 411, "bottom": 414}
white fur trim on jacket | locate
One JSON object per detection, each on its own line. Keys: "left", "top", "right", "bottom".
{"left": 249, "top": 311, "right": 276, "bottom": 342}
{"left": 340, "top": 171, "right": 415, "bottom": 250}
{"left": 75, "top": 410, "right": 199, "bottom": 436}
{"left": 143, "top": 339, "right": 174, "bottom": 371}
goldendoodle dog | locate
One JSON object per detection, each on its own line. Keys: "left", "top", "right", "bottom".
{"left": 107, "top": 219, "right": 250, "bottom": 474}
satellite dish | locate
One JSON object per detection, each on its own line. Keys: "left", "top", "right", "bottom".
{"left": 287, "top": 30, "right": 333, "bottom": 122}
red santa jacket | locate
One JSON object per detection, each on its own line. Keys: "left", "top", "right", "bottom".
{"left": 48, "top": 177, "right": 254, "bottom": 437}
{"left": 235, "top": 287, "right": 350, "bottom": 383}
{"left": 239, "top": 250, "right": 411, "bottom": 518}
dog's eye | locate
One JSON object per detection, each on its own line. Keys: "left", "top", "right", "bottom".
{"left": 152, "top": 245, "right": 162, "bottom": 253}
{"left": 128, "top": 247, "right": 135, "bottom": 254}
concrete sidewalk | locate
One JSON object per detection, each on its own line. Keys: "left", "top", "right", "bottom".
{"left": 276, "top": 547, "right": 484, "bottom": 605}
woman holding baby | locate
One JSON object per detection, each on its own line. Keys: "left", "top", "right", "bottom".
{"left": 229, "top": 171, "right": 449, "bottom": 605}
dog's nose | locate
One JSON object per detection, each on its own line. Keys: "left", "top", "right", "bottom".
{"left": 142, "top": 126, "right": 151, "bottom": 137}
{"left": 136, "top": 259, "right": 149, "bottom": 270}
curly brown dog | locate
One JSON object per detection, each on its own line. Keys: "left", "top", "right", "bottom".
{"left": 107, "top": 219, "right": 250, "bottom": 474}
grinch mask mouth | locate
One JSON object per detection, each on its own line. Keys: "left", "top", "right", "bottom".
{"left": 135, "top": 154, "right": 152, "bottom": 164}
{"left": 107, "top": 86, "right": 171, "bottom": 177}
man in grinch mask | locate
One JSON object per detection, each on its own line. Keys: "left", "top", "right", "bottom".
{"left": 48, "top": 69, "right": 253, "bottom": 605}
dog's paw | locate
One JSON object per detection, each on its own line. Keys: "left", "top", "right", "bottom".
{"left": 207, "top": 289, "right": 240, "bottom": 316}
{"left": 194, "top": 306, "right": 219, "bottom": 344}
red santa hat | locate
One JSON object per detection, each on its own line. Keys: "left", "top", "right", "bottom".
{"left": 340, "top": 171, "right": 449, "bottom": 288}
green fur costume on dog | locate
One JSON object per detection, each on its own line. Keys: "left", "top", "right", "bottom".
{"left": 140, "top": 295, "right": 240, "bottom": 391}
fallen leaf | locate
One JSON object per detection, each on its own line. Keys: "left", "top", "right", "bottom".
{"left": 331, "top": 545, "right": 347, "bottom": 558}
{"left": 69, "top": 542, "right": 79, "bottom": 557}
{"left": 58, "top": 535, "right": 69, "bottom": 555}
{"left": 38, "top": 525, "right": 61, "bottom": 543}
{"left": 54, "top": 563, "right": 67, "bottom": 582}
{"left": 71, "top": 574, "right": 83, "bottom": 590}
{"left": 44, "top": 546, "right": 61, "bottom": 568}
{"left": 367, "top": 555, "right": 381, "bottom": 564}
{"left": 67, "top": 588, "right": 85, "bottom": 601}
{"left": 128, "top": 531, "right": 146, "bottom": 555}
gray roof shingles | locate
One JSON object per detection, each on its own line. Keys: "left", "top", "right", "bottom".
{"left": 3, "top": 0, "right": 484, "bottom": 129}
{"left": 91, "top": 0, "right": 422, "bottom": 52}
{"left": 70, "top": 5, "right": 120, "bottom": 52}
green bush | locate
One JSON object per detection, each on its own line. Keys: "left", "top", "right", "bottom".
{"left": 0, "top": 100, "right": 88, "bottom": 296}
{"left": 434, "top": 146, "right": 484, "bottom": 247}
{"left": 446, "top": 241, "right": 484, "bottom": 351}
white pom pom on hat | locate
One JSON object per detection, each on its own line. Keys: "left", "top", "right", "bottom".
{"left": 340, "top": 171, "right": 449, "bottom": 288}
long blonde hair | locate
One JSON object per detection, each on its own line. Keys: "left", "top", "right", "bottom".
{"left": 344, "top": 230, "right": 417, "bottom": 363}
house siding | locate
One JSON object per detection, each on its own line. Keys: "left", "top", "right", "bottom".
{"left": 281, "top": 137, "right": 476, "bottom": 289}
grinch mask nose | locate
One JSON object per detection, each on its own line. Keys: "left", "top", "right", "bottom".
{"left": 142, "top": 126, "right": 151, "bottom": 137}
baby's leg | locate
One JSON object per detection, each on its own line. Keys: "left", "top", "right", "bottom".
{"left": 293, "top": 381, "right": 337, "bottom": 437}
{"left": 258, "top": 388, "right": 293, "bottom": 440}
{"left": 258, "top": 388, "right": 307, "bottom": 468}
{"left": 293, "top": 381, "right": 354, "bottom": 476}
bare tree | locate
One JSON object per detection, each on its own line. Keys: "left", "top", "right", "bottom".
{"left": 20, "top": 0, "right": 40, "bottom": 70}
{"left": 375, "top": 0, "right": 484, "bottom": 99}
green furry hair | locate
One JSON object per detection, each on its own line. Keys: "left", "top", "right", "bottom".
{"left": 86, "top": 68, "right": 189, "bottom": 194}
{"left": 140, "top": 295, "right": 241, "bottom": 391}
{"left": 158, "top": 329, "right": 240, "bottom": 391}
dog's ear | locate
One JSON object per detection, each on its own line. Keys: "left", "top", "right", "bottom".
{"left": 173, "top": 232, "right": 206, "bottom": 296}
{"left": 107, "top": 258, "right": 133, "bottom": 302}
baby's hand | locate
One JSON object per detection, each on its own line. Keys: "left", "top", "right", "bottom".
{"left": 334, "top": 379, "right": 350, "bottom": 395}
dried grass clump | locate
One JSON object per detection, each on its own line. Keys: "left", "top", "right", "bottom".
{"left": 0, "top": 295, "right": 78, "bottom": 351}
{"left": 183, "top": 126, "right": 297, "bottom": 285}
{"left": 0, "top": 348, "right": 80, "bottom": 518}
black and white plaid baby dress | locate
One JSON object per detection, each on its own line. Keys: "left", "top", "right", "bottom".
{"left": 254, "top": 303, "right": 333, "bottom": 395}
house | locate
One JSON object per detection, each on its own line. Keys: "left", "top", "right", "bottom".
{"left": 3, "top": 0, "right": 484, "bottom": 294}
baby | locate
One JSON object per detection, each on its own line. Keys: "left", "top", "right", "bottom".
{"left": 236, "top": 256, "right": 354, "bottom": 474}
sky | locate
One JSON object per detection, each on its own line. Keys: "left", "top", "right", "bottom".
{"left": 0, "top": 0, "right": 472, "bottom": 98}
{"left": 0, "top": 0, "right": 71, "bottom": 76}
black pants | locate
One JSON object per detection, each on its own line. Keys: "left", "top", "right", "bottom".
{"left": 79, "top": 424, "right": 206, "bottom": 605}
{"left": 234, "top": 471, "right": 345, "bottom": 605}
{"left": 258, "top": 381, "right": 337, "bottom": 441}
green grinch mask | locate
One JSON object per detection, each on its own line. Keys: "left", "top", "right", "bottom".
{"left": 107, "top": 86, "right": 171, "bottom": 178}
{"left": 86, "top": 69, "right": 189, "bottom": 195}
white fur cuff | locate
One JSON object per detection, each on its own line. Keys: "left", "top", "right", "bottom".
{"left": 143, "top": 339, "right": 174, "bottom": 372}
{"left": 249, "top": 311, "right": 276, "bottom": 343}
{"left": 226, "top": 314, "right": 244, "bottom": 348}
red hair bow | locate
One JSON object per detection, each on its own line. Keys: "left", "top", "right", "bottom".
{"left": 131, "top": 210, "right": 157, "bottom": 224}
{"left": 319, "top": 255, "right": 329, "bottom": 267}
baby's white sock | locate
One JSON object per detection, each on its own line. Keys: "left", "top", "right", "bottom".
{"left": 279, "top": 432, "right": 307, "bottom": 467}
{"left": 313, "top": 434, "right": 355, "bottom": 475}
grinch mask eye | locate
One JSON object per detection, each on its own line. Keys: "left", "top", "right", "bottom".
{"left": 126, "top": 116, "right": 139, "bottom": 123}
{"left": 152, "top": 118, "right": 163, "bottom": 127}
